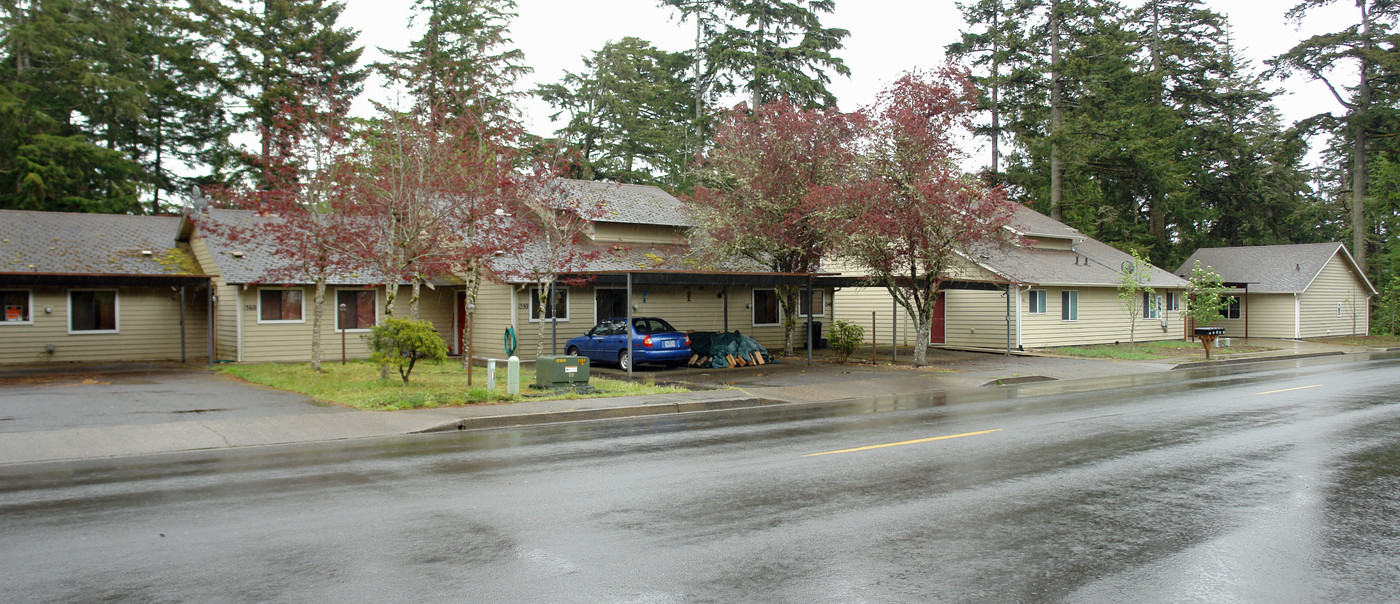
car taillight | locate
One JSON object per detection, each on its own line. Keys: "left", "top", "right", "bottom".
{"left": 642, "top": 335, "right": 653, "bottom": 348}
{"left": 685, "top": 334, "right": 690, "bottom": 346}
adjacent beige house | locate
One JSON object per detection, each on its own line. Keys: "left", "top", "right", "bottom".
{"left": 0, "top": 210, "right": 212, "bottom": 364}
{"left": 1176, "top": 243, "right": 1375, "bottom": 339}
{"left": 834, "top": 205, "right": 1190, "bottom": 351}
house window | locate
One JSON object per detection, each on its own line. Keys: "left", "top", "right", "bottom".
{"left": 336, "top": 290, "right": 377, "bottom": 331}
{"left": 753, "top": 289, "right": 780, "bottom": 325}
{"left": 258, "top": 288, "right": 304, "bottom": 323}
{"left": 70, "top": 290, "right": 117, "bottom": 332}
{"left": 1028, "top": 290, "right": 1046, "bottom": 314}
{"left": 1338, "top": 302, "right": 1344, "bottom": 317}
{"left": 1221, "top": 295, "right": 1241, "bottom": 320}
{"left": 528, "top": 286, "right": 569, "bottom": 322}
{"left": 1165, "top": 292, "right": 1179, "bottom": 312}
{"left": 1, "top": 290, "right": 32, "bottom": 324}
{"left": 1061, "top": 290, "right": 1078, "bottom": 321}
{"left": 1143, "top": 292, "right": 1160, "bottom": 319}
{"left": 798, "top": 290, "right": 825, "bottom": 316}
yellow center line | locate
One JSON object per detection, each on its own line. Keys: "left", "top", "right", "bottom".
{"left": 804, "top": 429, "right": 1003, "bottom": 458}
{"left": 1255, "top": 384, "right": 1324, "bottom": 396}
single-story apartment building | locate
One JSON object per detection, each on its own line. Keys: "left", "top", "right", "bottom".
{"left": 1175, "top": 242, "right": 1375, "bottom": 339}
{"left": 834, "top": 205, "right": 1190, "bottom": 351}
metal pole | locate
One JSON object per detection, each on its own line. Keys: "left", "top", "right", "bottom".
{"left": 549, "top": 281, "right": 558, "bottom": 355}
{"left": 892, "top": 297, "right": 897, "bottom": 363}
{"left": 722, "top": 285, "right": 729, "bottom": 332}
{"left": 871, "top": 311, "right": 877, "bottom": 362}
{"left": 626, "top": 272, "right": 634, "bottom": 377}
{"left": 806, "top": 275, "right": 813, "bottom": 366}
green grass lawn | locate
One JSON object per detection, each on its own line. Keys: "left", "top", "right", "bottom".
{"left": 1308, "top": 334, "right": 1400, "bottom": 347}
{"left": 1041, "top": 339, "right": 1276, "bottom": 361}
{"left": 220, "top": 361, "right": 688, "bottom": 411}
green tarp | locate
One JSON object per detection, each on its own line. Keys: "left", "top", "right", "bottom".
{"left": 687, "top": 331, "right": 774, "bottom": 368}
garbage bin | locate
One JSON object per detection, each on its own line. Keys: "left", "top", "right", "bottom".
{"left": 807, "top": 321, "right": 826, "bottom": 349}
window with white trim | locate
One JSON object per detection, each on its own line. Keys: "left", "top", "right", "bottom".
{"left": 1061, "top": 290, "right": 1078, "bottom": 321}
{"left": 1221, "top": 295, "right": 1241, "bottom": 319}
{"left": 336, "top": 289, "right": 377, "bottom": 331}
{"left": 1028, "top": 290, "right": 1046, "bottom": 314}
{"left": 753, "top": 289, "right": 780, "bottom": 325}
{"left": 258, "top": 288, "right": 305, "bottom": 323}
{"left": 70, "top": 290, "right": 117, "bottom": 332}
{"left": 528, "top": 286, "right": 569, "bottom": 322}
{"left": 1, "top": 290, "right": 32, "bottom": 324}
{"left": 1143, "top": 292, "right": 1160, "bottom": 319}
{"left": 1165, "top": 291, "right": 1179, "bottom": 312}
{"left": 798, "top": 290, "right": 825, "bottom": 316}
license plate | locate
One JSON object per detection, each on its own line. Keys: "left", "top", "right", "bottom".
{"left": 662, "top": 340, "right": 676, "bottom": 348}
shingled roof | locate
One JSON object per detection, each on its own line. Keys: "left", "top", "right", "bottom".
{"left": 1176, "top": 242, "right": 1375, "bottom": 294}
{"left": 189, "top": 209, "right": 415, "bottom": 286}
{"left": 555, "top": 179, "right": 695, "bottom": 227}
{"left": 963, "top": 205, "right": 1187, "bottom": 288}
{"left": 0, "top": 210, "right": 202, "bottom": 278}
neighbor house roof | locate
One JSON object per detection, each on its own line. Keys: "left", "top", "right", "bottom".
{"left": 555, "top": 179, "right": 695, "bottom": 228}
{"left": 0, "top": 210, "right": 204, "bottom": 279}
{"left": 1175, "top": 242, "right": 1376, "bottom": 295}
{"left": 963, "top": 205, "right": 1187, "bottom": 289}
{"left": 185, "top": 209, "right": 433, "bottom": 286}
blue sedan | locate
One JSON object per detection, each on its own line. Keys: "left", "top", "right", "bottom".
{"left": 565, "top": 317, "right": 691, "bottom": 371}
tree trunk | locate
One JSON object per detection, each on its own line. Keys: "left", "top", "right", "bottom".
{"left": 381, "top": 282, "right": 398, "bottom": 380}
{"left": 1049, "top": 0, "right": 1064, "bottom": 222}
{"left": 779, "top": 284, "right": 799, "bottom": 355}
{"left": 409, "top": 278, "right": 421, "bottom": 320}
{"left": 311, "top": 276, "right": 326, "bottom": 372}
{"left": 1352, "top": 2, "right": 1371, "bottom": 275}
{"left": 461, "top": 264, "right": 480, "bottom": 370}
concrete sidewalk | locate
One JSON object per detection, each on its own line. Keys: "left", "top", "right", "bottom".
{"left": 0, "top": 339, "right": 1383, "bottom": 466}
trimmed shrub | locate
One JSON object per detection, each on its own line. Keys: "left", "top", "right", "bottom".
{"left": 368, "top": 318, "right": 448, "bottom": 384}
{"left": 828, "top": 319, "right": 865, "bottom": 364}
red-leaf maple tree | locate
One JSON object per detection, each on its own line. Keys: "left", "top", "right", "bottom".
{"left": 813, "top": 66, "right": 1017, "bottom": 367}
{"left": 689, "top": 99, "right": 864, "bottom": 354}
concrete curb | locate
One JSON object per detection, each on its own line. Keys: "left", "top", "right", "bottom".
{"left": 414, "top": 394, "right": 765, "bottom": 432}
{"left": 1172, "top": 350, "right": 1345, "bottom": 370}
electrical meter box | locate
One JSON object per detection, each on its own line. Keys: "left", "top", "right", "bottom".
{"left": 534, "top": 355, "right": 590, "bottom": 388}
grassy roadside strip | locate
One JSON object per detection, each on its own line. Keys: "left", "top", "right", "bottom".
{"left": 1038, "top": 339, "right": 1278, "bottom": 361}
{"left": 220, "top": 361, "right": 688, "bottom": 411}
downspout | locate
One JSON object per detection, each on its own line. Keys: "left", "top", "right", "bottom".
{"left": 1294, "top": 292, "right": 1301, "bottom": 339}
{"left": 1014, "top": 285, "right": 1025, "bottom": 349}
{"left": 1004, "top": 283, "right": 1011, "bottom": 356}
{"left": 1244, "top": 284, "right": 1250, "bottom": 339}
{"left": 626, "top": 272, "right": 633, "bottom": 377}
{"left": 806, "top": 275, "right": 813, "bottom": 366}
{"left": 207, "top": 282, "right": 214, "bottom": 365}
{"left": 179, "top": 286, "right": 187, "bottom": 363}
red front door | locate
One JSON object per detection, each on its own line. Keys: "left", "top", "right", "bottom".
{"left": 929, "top": 292, "right": 946, "bottom": 345}
{"left": 455, "top": 291, "right": 466, "bottom": 355}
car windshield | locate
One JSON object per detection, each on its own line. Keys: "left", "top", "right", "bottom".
{"left": 631, "top": 318, "right": 676, "bottom": 334}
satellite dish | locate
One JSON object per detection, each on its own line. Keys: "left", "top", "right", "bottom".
{"left": 190, "top": 185, "right": 209, "bottom": 213}
{"left": 1121, "top": 260, "right": 1135, "bottom": 274}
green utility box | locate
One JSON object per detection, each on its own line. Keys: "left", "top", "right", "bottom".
{"left": 535, "top": 355, "right": 590, "bottom": 388}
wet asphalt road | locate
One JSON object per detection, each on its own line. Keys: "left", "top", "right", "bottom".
{"left": 2, "top": 354, "right": 1399, "bottom": 602}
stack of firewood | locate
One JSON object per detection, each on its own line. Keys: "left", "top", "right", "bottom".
{"left": 688, "top": 351, "right": 765, "bottom": 368}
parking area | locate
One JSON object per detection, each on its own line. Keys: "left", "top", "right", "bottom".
{"left": 0, "top": 363, "right": 346, "bottom": 435}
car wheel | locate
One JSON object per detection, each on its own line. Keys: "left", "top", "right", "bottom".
{"left": 566, "top": 346, "right": 580, "bottom": 357}
{"left": 618, "top": 350, "right": 632, "bottom": 372}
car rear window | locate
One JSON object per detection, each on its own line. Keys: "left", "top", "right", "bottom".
{"left": 633, "top": 318, "right": 676, "bottom": 333}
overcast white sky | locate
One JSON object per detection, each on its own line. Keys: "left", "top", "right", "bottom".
{"left": 340, "top": 0, "right": 1357, "bottom": 167}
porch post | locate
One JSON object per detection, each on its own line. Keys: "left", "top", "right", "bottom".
{"left": 892, "top": 297, "right": 897, "bottom": 363}
{"left": 722, "top": 285, "right": 729, "bottom": 332}
{"left": 1004, "top": 283, "right": 1011, "bottom": 356}
{"left": 806, "top": 274, "right": 814, "bottom": 366}
{"left": 549, "top": 280, "right": 557, "bottom": 355}
{"left": 626, "top": 272, "right": 634, "bottom": 377}
{"left": 206, "top": 282, "right": 214, "bottom": 365}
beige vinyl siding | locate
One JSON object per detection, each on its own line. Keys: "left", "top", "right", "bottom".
{"left": 468, "top": 281, "right": 514, "bottom": 359}
{"left": 590, "top": 222, "right": 686, "bottom": 244}
{"left": 235, "top": 285, "right": 456, "bottom": 363}
{"left": 1299, "top": 254, "right": 1370, "bottom": 337}
{"left": 832, "top": 286, "right": 917, "bottom": 346}
{"left": 0, "top": 285, "right": 210, "bottom": 364}
{"left": 1017, "top": 287, "right": 1180, "bottom": 349}
{"left": 1226, "top": 293, "right": 1296, "bottom": 339}
{"left": 943, "top": 289, "right": 1015, "bottom": 348}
